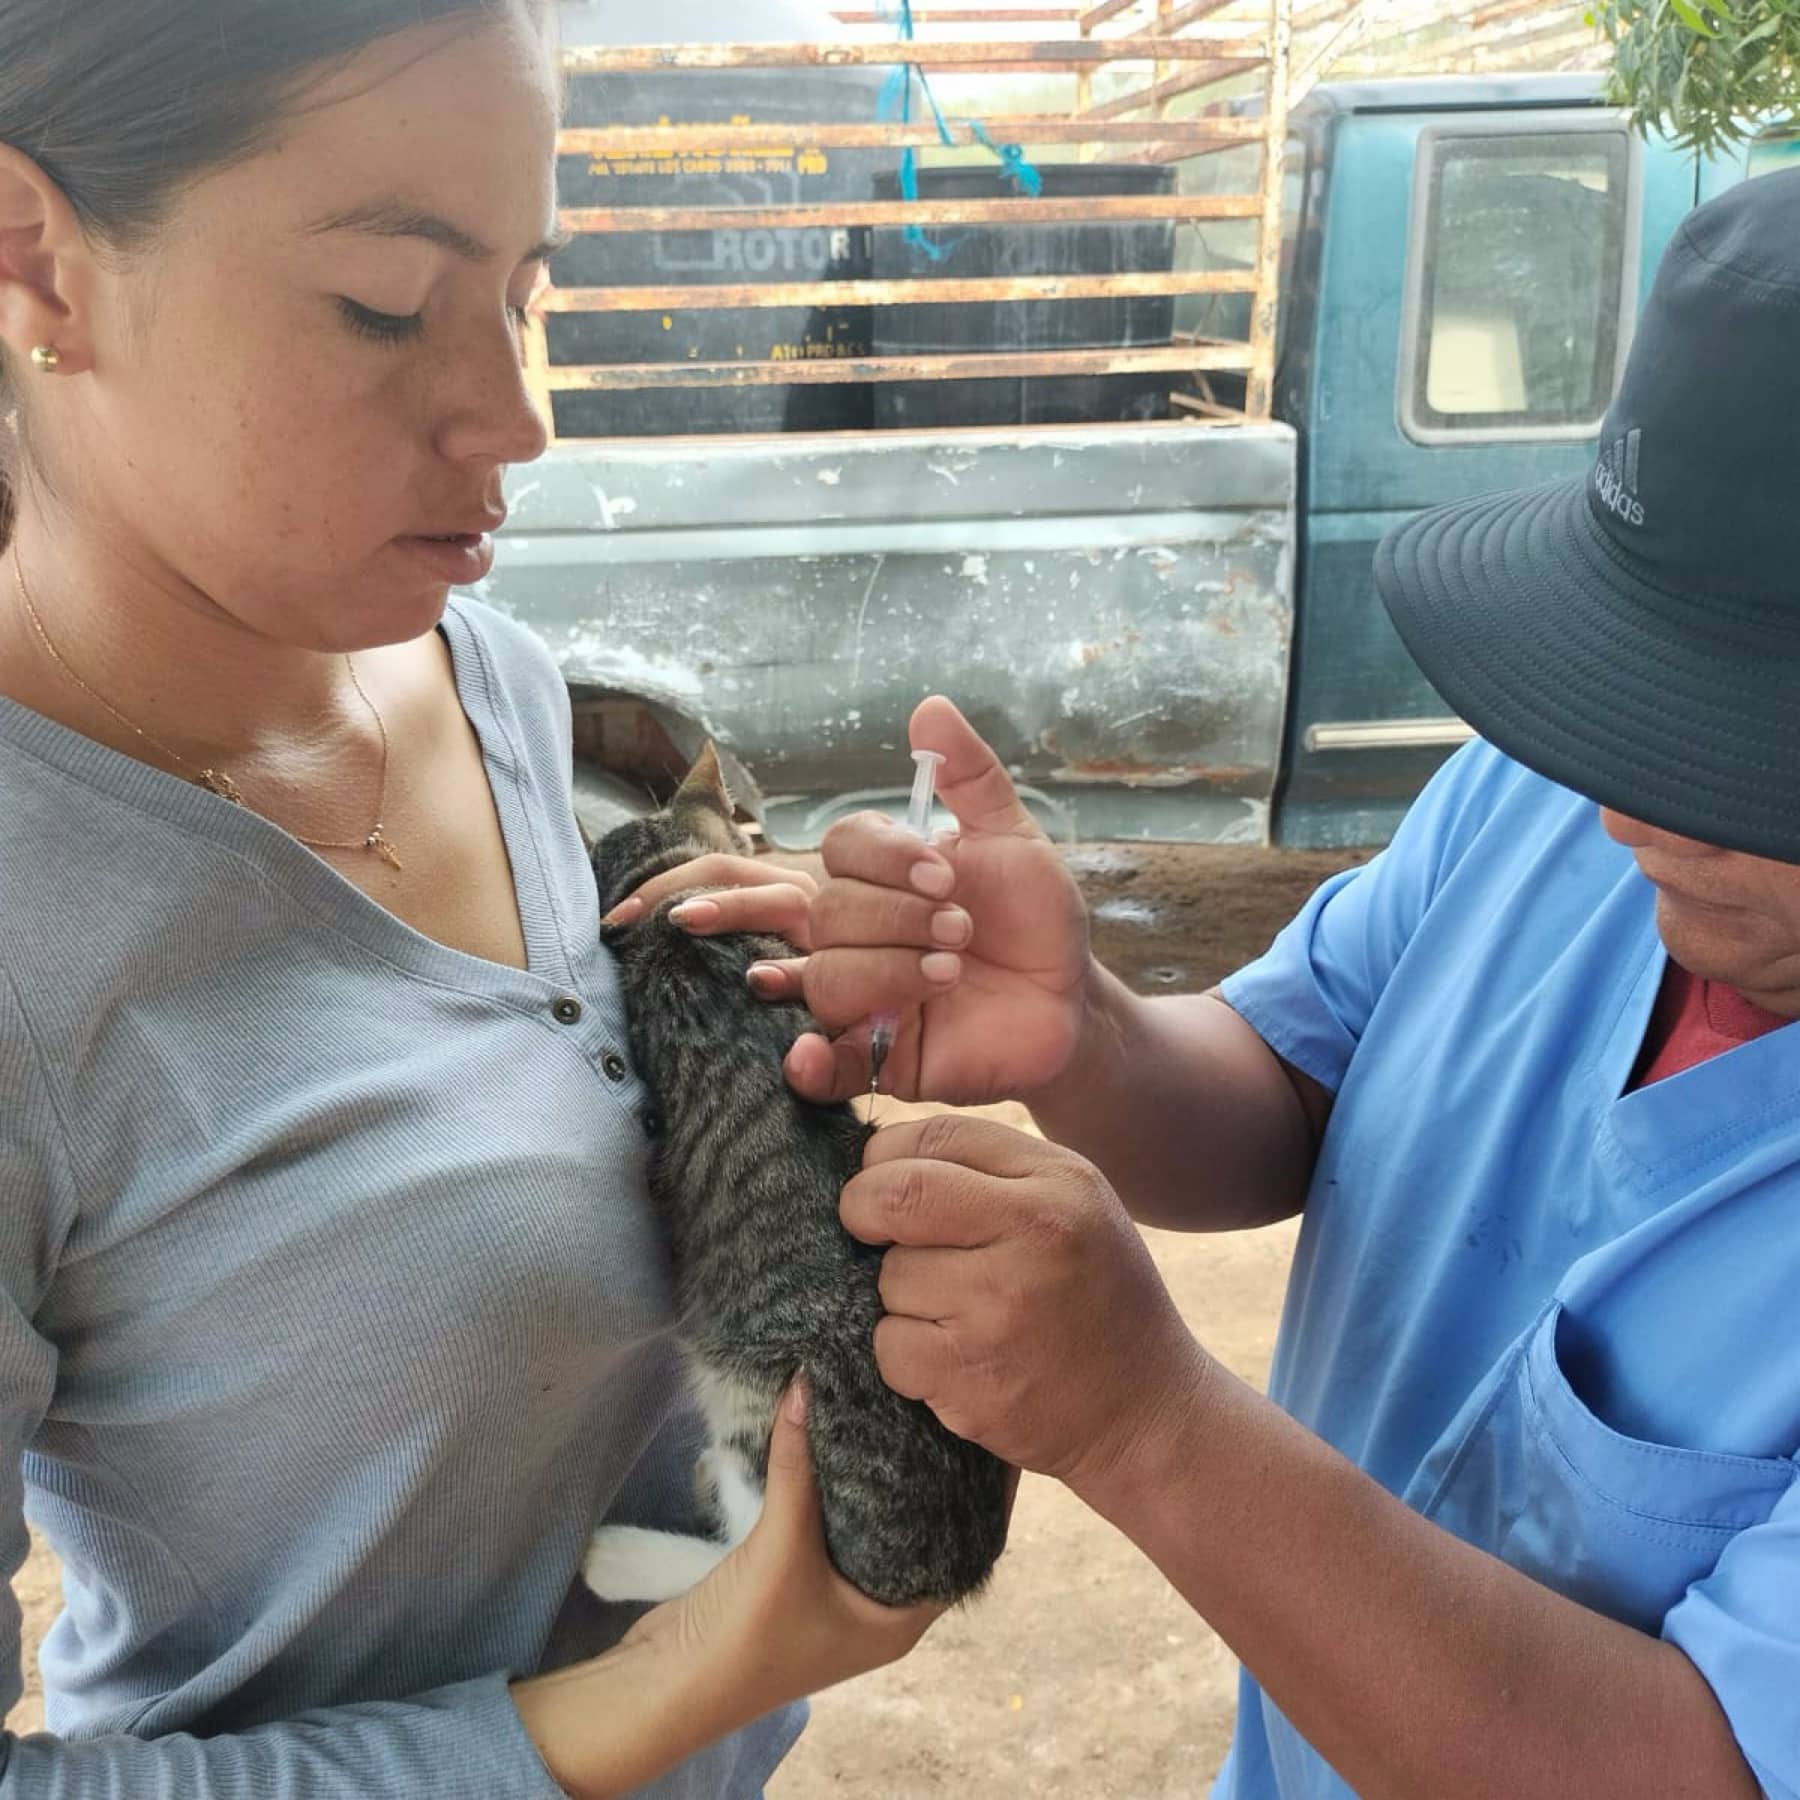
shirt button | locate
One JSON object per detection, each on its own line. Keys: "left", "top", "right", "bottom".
{"left": 552, "top": 997, "right": 583, "bottom": 1025}
{"left": 601, "top": 1051, "right": 629, "bottom": 1082}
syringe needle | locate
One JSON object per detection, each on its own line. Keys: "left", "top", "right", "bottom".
{"left": 866, "top": 749, "right": 945, "bottom": 1099}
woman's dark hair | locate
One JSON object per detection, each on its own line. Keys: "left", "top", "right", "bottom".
{"left": 0, "top": 0, "right": 536, "bottom": 544}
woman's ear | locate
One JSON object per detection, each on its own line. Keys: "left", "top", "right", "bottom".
{"left": 0, "top": 145, "right": 95, "bottom": 374}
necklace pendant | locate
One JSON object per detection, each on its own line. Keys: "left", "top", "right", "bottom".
{"left": 200, "top": 768, "right": 247, "bottom": 807}
{"left": 365, "top": 825, "right": 404, "bottom": 872}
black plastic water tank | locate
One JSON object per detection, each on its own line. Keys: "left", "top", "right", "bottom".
{"left": 869, "top": 163, "right": 1179, "bottom": 429}
{"left": 551, "top": 0, "right": 888, "bottom": 438}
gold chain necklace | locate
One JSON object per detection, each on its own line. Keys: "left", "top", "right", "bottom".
{"left": 10, "top": 542, "right": 403, "bottom": 870}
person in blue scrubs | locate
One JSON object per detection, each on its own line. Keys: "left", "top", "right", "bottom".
{"left": 672, "top": 160, "right": 1800, "bottom": 1795}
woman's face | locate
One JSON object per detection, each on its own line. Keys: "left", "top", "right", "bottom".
{"left": 48, "top": 10, "right": 561, "bottom": 653}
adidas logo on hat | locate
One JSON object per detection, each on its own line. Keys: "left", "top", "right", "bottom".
{"left": 1593, "top": 426, "right": 1644, "bottom": 528}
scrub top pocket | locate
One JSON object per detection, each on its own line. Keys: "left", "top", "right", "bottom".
{"left": 1417, "top": 1301, "right": 1798, "bottom": 1633}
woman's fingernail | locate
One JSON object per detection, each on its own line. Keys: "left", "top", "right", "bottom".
{"left": 747, "top": 963, "right": 783, "bottom": 994}
{"left": 785, "top": 1381, "right": 808, "bottom": 1424}
{"left": 921, "top": 951, "right": 961, "bottom": 985}
{"left": 930, "top": 907, "right": 972, "bottom": 947}
{"left": 910, "top": 860, "right": 953, "bottom": 898}
{"left": 670, "top": 899, "right": 719, "bottom": 930}
{"left": 602, "top": 896, "right": 645, "bottom": 926}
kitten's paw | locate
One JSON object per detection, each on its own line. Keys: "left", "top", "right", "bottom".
{"left": 582, "top": 1524, "right": 732, "bottom": 1604}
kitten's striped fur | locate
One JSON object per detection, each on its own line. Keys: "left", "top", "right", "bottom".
{"left": 583, "top": 749, "right": 1009, "bottom": 1608}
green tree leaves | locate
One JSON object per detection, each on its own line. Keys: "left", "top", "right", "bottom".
{"left": 1591, "top": 0, "right": 1800, "bottom": 151}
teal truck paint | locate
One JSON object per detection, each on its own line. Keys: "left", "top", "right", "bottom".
{"left": 482, "top": 73, "right": 1760, "bottom": 849}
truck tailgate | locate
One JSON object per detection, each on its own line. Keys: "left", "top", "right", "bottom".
{"left": 485, "top": 421, "right": 1296, "bottom": 847}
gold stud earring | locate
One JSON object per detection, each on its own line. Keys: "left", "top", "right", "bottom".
{"left": 29, "top": 345, "right": 60, "bottom": 374}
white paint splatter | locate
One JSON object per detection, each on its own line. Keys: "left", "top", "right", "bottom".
{"left": 817, "top": 468, "right": 843, "bottom": 486}
{"left": 851, "top": 554, "right": 886, "bottom": 690}
{"left": 585, "top": 483, "right": 639, "bottom": 532}
{"left": 960, "top": 554, "right": 990, "bottom": 587}
{"left": 556, "top": 628, "right": 704, "bottom": 705}
{"left": 1220, "top": 798, "right": 1272, "bottom": 846}
{"left": 1063, "top": 846, "right": 1143, "bottom": 877}
{"left": 1094, "top": 897, "right": 1161, "bottom": 928}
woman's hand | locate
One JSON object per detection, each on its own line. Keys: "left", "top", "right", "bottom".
{"left": 602, "top": 853, "right": 818, "bottom": 954}
{"left": 629, "top": 1385, "right": 940, "bottom": 1702}
{"left": 512, "top": 1387, "right": 938, "bottom": 1800}
{"left": 776, "top": 697, "right": 1096, "bottom": 1106}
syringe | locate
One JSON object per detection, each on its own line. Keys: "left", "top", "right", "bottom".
{"left": 868, "top": 747, "right": 946, "bottom": 1095}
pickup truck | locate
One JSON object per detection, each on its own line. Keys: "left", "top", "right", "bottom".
{"left": 483, "top": 72, "right": 1777, "bottom": 851}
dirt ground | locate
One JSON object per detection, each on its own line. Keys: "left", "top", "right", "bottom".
{"left": 8, "top": 843, "right": 1367, "bottom": 1787}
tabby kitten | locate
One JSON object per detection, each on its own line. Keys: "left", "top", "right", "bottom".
{"left": 583, "top": 747, "right": 1009, "bottom": 1609}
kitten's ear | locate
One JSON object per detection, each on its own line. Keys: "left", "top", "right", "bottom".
{"left": 673, "top": 742, "right": 732, "bottom": 820}
{"left": 670, "top": 742, "right": 752, "bottom": 857}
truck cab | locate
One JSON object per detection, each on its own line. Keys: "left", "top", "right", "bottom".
{"left": 1273, "top": 75, "right": 1732, "bottom": 848}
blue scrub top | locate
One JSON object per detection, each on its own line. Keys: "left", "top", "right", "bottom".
{"left": 1215, "top": 742, "right": 1800, "bottom": 1800}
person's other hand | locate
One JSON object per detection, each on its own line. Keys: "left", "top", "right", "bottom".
{"left": 773, "top": 697, "right": 1093, "bottom": 1105}
{"left": 625, "top": 1384, "right": 940, "bottom": 1709}
{"left": 840, "top": 1114, "right": 1210, "bottom": 1495}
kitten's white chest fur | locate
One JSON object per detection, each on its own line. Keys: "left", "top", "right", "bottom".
{"left": 582, "top": 1361, "right": 773, "bottom": 1604}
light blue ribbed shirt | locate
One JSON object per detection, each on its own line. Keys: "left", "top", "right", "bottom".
{"left": 0, "top": 593, "right": 801, "bottom": 1795}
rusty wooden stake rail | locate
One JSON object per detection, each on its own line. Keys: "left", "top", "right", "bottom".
{"left": 1135, "top": 0, "right": 1241, "bottom": 35}
{"left": 558, "top": 193, "right": 1265, "bottom": 234}
{"left": 1076, "top": 3, "right": 1098, "bottom": 164}
{"left": 559, "top": 35, "right": 1268, "bottom": 75}
{"left": 1328, "top": 0, "right": 1600, "bottom": 73}
{"left": 547, "top": 343, "right": 1257, "bottom": 393}
{"left": 1246, "top": 0, "right": 1292, "bottom": 420}
{"left": 1078, "top": 0, "right": 1147, "bottom": 31}
{"left": 560, "top": 118, "right": 1264, "bottom": 153}
{"left": 561, "top": 117, "right": 1267, "bottom": 154}
{"left": 1085, "top": 56, "right": 1253, "bottom": 118}
{"left": 541, "top": 269, "right": 1259, "bottom": 315}
{"left": 1092, "top": 0, "right": 1255, "bottom": 119}
{"left": 832, "top": 7, "right": 1083, "bottom": 19}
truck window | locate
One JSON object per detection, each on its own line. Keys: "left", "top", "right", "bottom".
{"left": 1748, "top": 129, "right": 1800, "bottom": 180}
{"left": 1402, "top": 128, "right": 1635, "bottom": 443}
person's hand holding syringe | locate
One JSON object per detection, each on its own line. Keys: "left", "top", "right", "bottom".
{"left": 780, "top": 699, "right": 1090, "bottom": 1110}
{"left": 867, "top": 748, "right": 946, "bottom": 1094}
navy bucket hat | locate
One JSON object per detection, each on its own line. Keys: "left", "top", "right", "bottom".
{"left": 1375, "top": 166, "right": 1800, "bottom": 864}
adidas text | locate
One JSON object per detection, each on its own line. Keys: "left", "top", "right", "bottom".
{"left": 1593, "top": 466, "right": 1645, "bottom": 528}
{"left": 1594, "top": 427, "right": 1645, "bottom": 527}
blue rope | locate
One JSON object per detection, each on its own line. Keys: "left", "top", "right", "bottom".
{"left": 875, "top": 0, "right": 1042, "bottom": 262}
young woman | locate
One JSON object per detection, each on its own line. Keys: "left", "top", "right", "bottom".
{"left": 0, "top": 4, "right": 932, "bottom": 1794}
